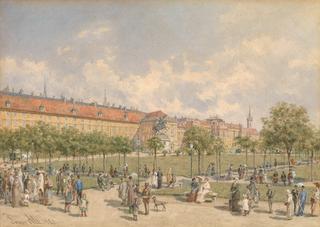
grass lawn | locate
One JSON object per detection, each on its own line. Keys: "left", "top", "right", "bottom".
{"left": 36, "top": 153, "right": 319, "bottom": 182}
{"left": 37, "top": 153, "right": 294, "bottom": 177}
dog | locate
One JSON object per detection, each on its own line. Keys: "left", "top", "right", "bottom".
{"left": 151, "top": 196, "right": 167, "bottom": 211}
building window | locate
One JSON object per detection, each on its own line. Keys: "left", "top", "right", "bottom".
{"left": 5, "top": 100, "right": 11, "bottom": 108}
{"left": 124, "top": 111, "right": 128, "bottom": 121}
{"left": 71, "top": 108, "right": 77, "bottom": 115}
{"left": 97, "top": 111, "right": 103, "bottom": 117}
{"left": 39, "top": 104, "right": 45, "bottom": 112}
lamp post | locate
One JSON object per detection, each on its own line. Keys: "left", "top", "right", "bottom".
{"left": 136, "top": 138, "right": 141, "bottom": 185}
{"left": 190, "top": 143, "right": 193, "bottom": 178}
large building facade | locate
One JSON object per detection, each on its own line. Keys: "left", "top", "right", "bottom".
{"left": 0, "top": 91, "right": 259, "bottom": 153}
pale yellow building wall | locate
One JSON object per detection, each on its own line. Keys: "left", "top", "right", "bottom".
{"left": 0, "top": 109, "right": 139, "bottom": 139}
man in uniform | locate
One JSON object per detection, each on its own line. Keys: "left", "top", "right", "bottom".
{"left": 142, "top": 182, "right": 151, "bottom": 215}
{"left": 266, "top": 184, "right": 274, "bottom": 213}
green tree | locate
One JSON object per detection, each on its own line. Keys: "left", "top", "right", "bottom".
{"left": 112, "top": 136, "right": 133, "bottom": 167}
{"left": 234, "top": 136, "right": 252, "bottom": 167}
{"left": 0, "top": 128, "right": 11, "bottom": 162}
{"left": 147, "top": 136, "right": 164, "bottom": 169}
{"left": 182, "top": 126, "right": 211, "bottom": 175}
{"left": 210, "top": 136, "right": 225, "bottom": 179}
{"left": 309, "top": 128, "right": 320, "bottom": 181}
{"left": 261, "top": 102, "right": 312, "bottom": 168}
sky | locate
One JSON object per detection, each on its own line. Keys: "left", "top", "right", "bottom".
{"left": 0, "top": 0, "right": 319, "bottom": 129}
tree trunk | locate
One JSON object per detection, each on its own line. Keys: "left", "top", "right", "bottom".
{"left": 263, "top": 149, "right": 267, "bottom": 168}
{"left": 287, "top": 150, "right": 291, "bottom": 169}
{"left": 103, "top": 153, "right": 106, "bottom": 172}
{"left": 201, "top": 152, "right": 204, "bottom": 175}
{"left": 153, "top": 149, "right": 157, "bottom": 170}
{"left": 78, "top": 154, "right": 81, "bottom": 167}
{"left": 26, "top": 152, "right": 29, "bottom": 166}
{"left": 198, "top": 151, "right": 201, "bottom": 175}
{"left": 91, "top": 154, "right": 95, "bottom": 172}
{"left": 310, "top": 150, "right": 314, "bottom": 181}
{"left": 123, "top": 153, "right": 126, "bottom": 165}
{"left": 44, "top": 152, "right": 47, "bottom": 170}
{"left": 218, "top": 151, "right": 221, "bottom": 180}
{"left": 245, "top": 149, "right": 248, "bottom": 167}
{"left": 253, "top": 149, "right": 256, "bottom": 168}
{"left": 118, "top": 153, "right": 121, "bottom": 167}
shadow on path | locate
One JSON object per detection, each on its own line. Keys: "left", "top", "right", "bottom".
{"left": 47, "top": 206, "right": 65, "bottom": 213}
{"left": 120, "top": 215, "right": 135, "bottom": 221}
{"left": 104, "top": 199, "right": 122, "bottom": 208}
{"left": 253, "top": 209, "right": 270, "bottom": 214}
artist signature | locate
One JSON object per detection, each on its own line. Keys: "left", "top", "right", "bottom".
{"left": 3, "top": 213, "right": 56, "bottom": 225}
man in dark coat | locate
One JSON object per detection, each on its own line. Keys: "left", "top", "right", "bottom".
{"left": 157, "top": 168, "right": 163, "bottom": 189}
{"left": 230, "top": 179, "right": 241, "bottom": 212}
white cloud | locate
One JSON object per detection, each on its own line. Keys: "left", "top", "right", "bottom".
{"left": 77, "top": 25, "right": 110, "bottom": 39}
{"left": 57, "top": 46, "right": 71, "bottom": 56}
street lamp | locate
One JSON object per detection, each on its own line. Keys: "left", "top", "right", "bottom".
{"left": 190, "top": 143, "right": 193, "bottom": 178}
{"left": 136, "top": 138, "right": 141, "bottom": 185}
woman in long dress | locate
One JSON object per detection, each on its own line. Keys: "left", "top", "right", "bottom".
{"left": 11, "top": 176, "right": 21, "bottom": 208}
{"left": 127, "top": 176, "right": 134, "bottom": 208}
{"left": 118, "top": 178, "right": 127, "bottom": 205}
{"left": 152, "top": 170, "right": 158, "bottom": 188}
{"left": 196, "top": 178, "right": 211, "bottom": 203}
{"left": 37, "top": 172, "right": 44, "bottom": 204}
{"left": 43, "top": 175, "right": 53, "bottom": 206}
{"left": 30, "top": 176, "right": 38, "bottom": 202}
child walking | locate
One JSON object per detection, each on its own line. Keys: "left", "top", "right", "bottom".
{"left": 79, "top": 193, "right": 89, "bottom": 217}
{"left": 242, "top": 194, "right": 250, "bottom": 216}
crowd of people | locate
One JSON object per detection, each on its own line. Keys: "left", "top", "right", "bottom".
{"left": 0, "top": 164, "right": 89, "bottom": 217}
{"left": 1, "top": 159, "right": 320, "bottom": 223}
{"left": 0, "top": 165, "right": 53, "bottom": 208}
{"left": 227, "top": 176, "right": 320, "bottom": 220}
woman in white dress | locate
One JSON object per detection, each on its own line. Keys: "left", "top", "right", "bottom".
{"left": 152, "top": 171, "right": 158, "bottom": 188}
{"left": 197, "top": 178, "right": 211, "bottom": 203}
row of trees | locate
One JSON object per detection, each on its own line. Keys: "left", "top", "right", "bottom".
{"left": 179, "top": 102, "right": 320, "bottom": 179}
{"left": 0, "top": 122, "right": 134, "bottom": 172}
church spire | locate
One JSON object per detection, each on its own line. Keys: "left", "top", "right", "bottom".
{"left": 43, "top": 74, "right": 47, "bottom": 98}
{"left": 103, "top": 88, "right": 107, "bottom": 105}
{"left": 246, "top": 106, "right": 253, "bottom": 128}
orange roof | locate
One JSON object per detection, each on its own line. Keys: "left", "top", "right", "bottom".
{"left": 145, "top": 110, "right": 167, "bottom": 118}
{"left": 0, "top": 92, "right": 146, "bottom": 124}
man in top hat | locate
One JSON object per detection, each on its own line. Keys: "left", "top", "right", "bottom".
{"left": 297, "top": 185, "right": 307, "bottom": 216}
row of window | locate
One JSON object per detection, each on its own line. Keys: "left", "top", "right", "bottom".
{"left": 4, "top": 100, "right": 129, "bottom": 119}
{"left": 0, "top": 111, "right": 136, "bottom": 129}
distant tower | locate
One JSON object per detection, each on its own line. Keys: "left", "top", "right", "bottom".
{"left": 103, "top": 88, "right": 107, "bottom": 105}
{"left": 43, "top": 74, "right": 47, "bottom": 98}
{"left": 247, "top": 106, "right": 253, "bottom": 128}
